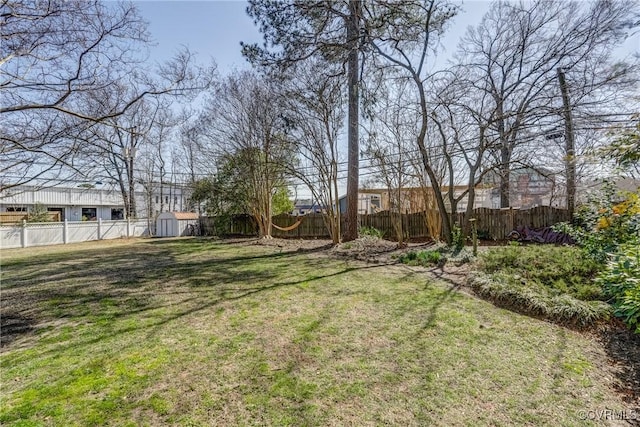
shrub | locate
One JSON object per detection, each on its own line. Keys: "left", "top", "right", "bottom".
{"left": 595, "top": 243, "right": 640, "bottom": 333}
{"left": 418, "top": 250, "right": 443, "bottom": 266}
{"left": 398, "top": 245, "right": 474, "bottom": 268}
{"left": 398, "top": 249, "right": 446, "bottom": 267}
{"left": 555, "top": 184, "right": 639, "bottom": 332}
{"left": 478, "top": 245, "right": 603, "bottom": 300}
{"left": 477, "top": 229, "right": 492, "bottom": 240}
{"left": 450, "top": 225, "right": 465, "bottom": 252}
{"left": 615, "top": 288, "right": 640, "bottom": 334}
{"left": 469, "top": 273, "right": 612, "bottom": 327}
{"left": 473, "top": 245, "right": 611, "bottom": 327}
{"left": 27, "top": 202, "right": 51, "bottom": 223}
{"left": 556, "top": 184, "right": 639, "bottom": 263}
{"left": 358, "top": 226, "right": 383, "bottom": 239}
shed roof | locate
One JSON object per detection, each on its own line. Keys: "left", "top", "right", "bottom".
{"left": 158, "top": 212, "right": 199, "bottom": 220}
{"left": 174, "top": 212, "right": 199, "bottom": 220}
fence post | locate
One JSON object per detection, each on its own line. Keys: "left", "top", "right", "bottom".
{"left": 97, "top": 218, "right": 102, "bottom": 240}
{"left": 470, "top": 218, "right": 478, "bottom": 256}
{"left": 63, "top": 219, "right": 68, "bottom": 244}
{"left": 21, "top": 219, "right": 27, "bottom": 248}
{"left": 507, "top": 207, "right": 514, "bottom": 239}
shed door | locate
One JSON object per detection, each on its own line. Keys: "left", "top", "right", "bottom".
{"left": 160, "top": 219, "right": 171, "bottom": 237}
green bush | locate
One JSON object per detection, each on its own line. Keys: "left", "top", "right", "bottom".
{"left": 556, "top": 185, "right": 639, "bottom": 263}
{"left": 469, "top": 273, "right": 612, "bottom": 327}
{"left": 615, "top": 288, "right": 640, "bottom": 334}
{"left": 479, "top": 246, "right": 603, "bottom": 301}
{"left": 555, "top": 184, "right": 639, "bottom": 332}
{"left": 418, "top": 250, "right": 443, "bottom": 266}
{"left": 473, "top": 245, "right": 611, "bottom": 327}
{"left": 358, "top": 226, "right": 383, "bottom": 239}
{"left": 595, "top": 243, "right": 640, "bottom": 333}
{"left": 451, "top": 225, "right": 465, "bottom": 252}
{"left": 477, "top": 229, "right": 492, "bottom": 240}
{"left": 27, "top": 202, "right": 51, "bottom": 223}
{"left": 398, "top": 249, "right": 446, "bottom": 267}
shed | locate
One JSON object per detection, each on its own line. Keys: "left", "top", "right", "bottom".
{"left": 156, "top": 212, "right": 200, "bottom": 237}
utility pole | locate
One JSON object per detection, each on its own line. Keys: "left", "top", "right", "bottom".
{"left": 557, "top": 68, "right": 576, "bottom": 219}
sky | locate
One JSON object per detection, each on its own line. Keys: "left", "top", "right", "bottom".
{"left": 134, "top": 0, "right": 262, "bottom": 72}
{"left": 134, "top": 0, "right": 639, "bottom": 82}
{"left": 134, "top": 0, "right": 499, "bottom": 73}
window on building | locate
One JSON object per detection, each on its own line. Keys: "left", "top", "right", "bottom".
{"left": 155, "top": 196, "right": 159, "bottom": 204}
{"left": 81, "top": 208, "right": 97, "bottom": 221}
{"left": 6, "top": 207, "right": 26, "bottom": 212}
{"left": 111, "top": 208, "right": 124, "bottom": 220}
{"left": 165, "top": 196, "right": 169, "bottom": 204}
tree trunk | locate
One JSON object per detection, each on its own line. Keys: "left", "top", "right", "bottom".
{"left": 557, "top": 67, "right": 576, "bottom": 219}
{"left": 462, "top": 183, "right": 476, "bottom": 236}
{"left": 333, "top": 163, "right": 342, "bottom": 244}
{"left": 118, "top": 179, "right": 130, "bottom": 220}
{"left": 343, "top": 0, "right": 361, "bottom": 242}
{"left": 128, "top": 157, "right": 136, "bottom": 219}
{"left": 499, "top": 145, "right": 511, "bottom": 208}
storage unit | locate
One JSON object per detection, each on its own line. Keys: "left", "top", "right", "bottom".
{"left": 156, "top": 212, "right": 199, "bottom": 237}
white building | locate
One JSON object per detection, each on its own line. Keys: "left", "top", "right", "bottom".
{"left": 139, "top": 183, "right": 192, "bottom": 218}
{"left": 0, "top": 183, "right": 194, "bottom": 222}
{"left": 0, "top": 185, "right": 127, "bottom": 221}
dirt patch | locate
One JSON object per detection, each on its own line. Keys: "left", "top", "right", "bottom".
{"left": 246, "top": 237, "right": 480, "bottom": 288}
{"left": 330, "top": 236, "right": 400, "bottom": 263}
{"left": 253, "top": 237, "right": 335, "bottom": 253}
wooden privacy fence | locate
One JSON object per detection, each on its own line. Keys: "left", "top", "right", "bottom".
{"left": 447, "top": 206, "right": 571, "bottom": 240}
{"left": 0, "top": 211, "right": 61, "bottom": 224}
{"left": 200, "top": 206, "right": 570, "bottom": 241}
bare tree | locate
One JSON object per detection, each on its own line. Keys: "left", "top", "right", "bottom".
{"left": 363, "top": 0, "right": 459, "bottom": 242}
{"left": 243, "top": 0, "right": 364, "bottom": 241}
{"left": 363, "top": 78, "right": 422, "bottom": 245}
{"left": 137, "top": 106, "right": 180, "bottom": 224}
{"left": 282, "top": 61, "right": 345, "bottom": 244}
{"left": 199, "top": 71, "right": 292, "bottom": 238}
{"left": 81, "top": 91, "right": 160, "bottom": 219}
{"left": 456, "top": 0, "right": 638, "bottom": 210}
{"left": 1, "top": 0, "right": 214, "bottom": 191}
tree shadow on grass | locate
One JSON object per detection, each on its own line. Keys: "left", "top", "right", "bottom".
{"left": 21, "top": 263, "right": 378, "bottom": 360}
{"left": 0, "top": 238, "right": 382, "bottom": 356}
{"left": 416, "top": 282, "right": 462, "bottom": 334}
{"left": 2, "top": 239, "right": 332, "bottom": 292}
{"left": 390, "top": 264, "right": 464, "bottom": 334}
{"left": 0, "top": 312, "right": 34, "bottom": 348}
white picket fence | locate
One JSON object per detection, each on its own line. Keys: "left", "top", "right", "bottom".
{"left": 0, "top": 219, "right": 150, "bottom": 249}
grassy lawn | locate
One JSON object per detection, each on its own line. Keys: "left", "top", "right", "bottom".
{"left": 0, "top": 238, "right": 629, "bottom": 426}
